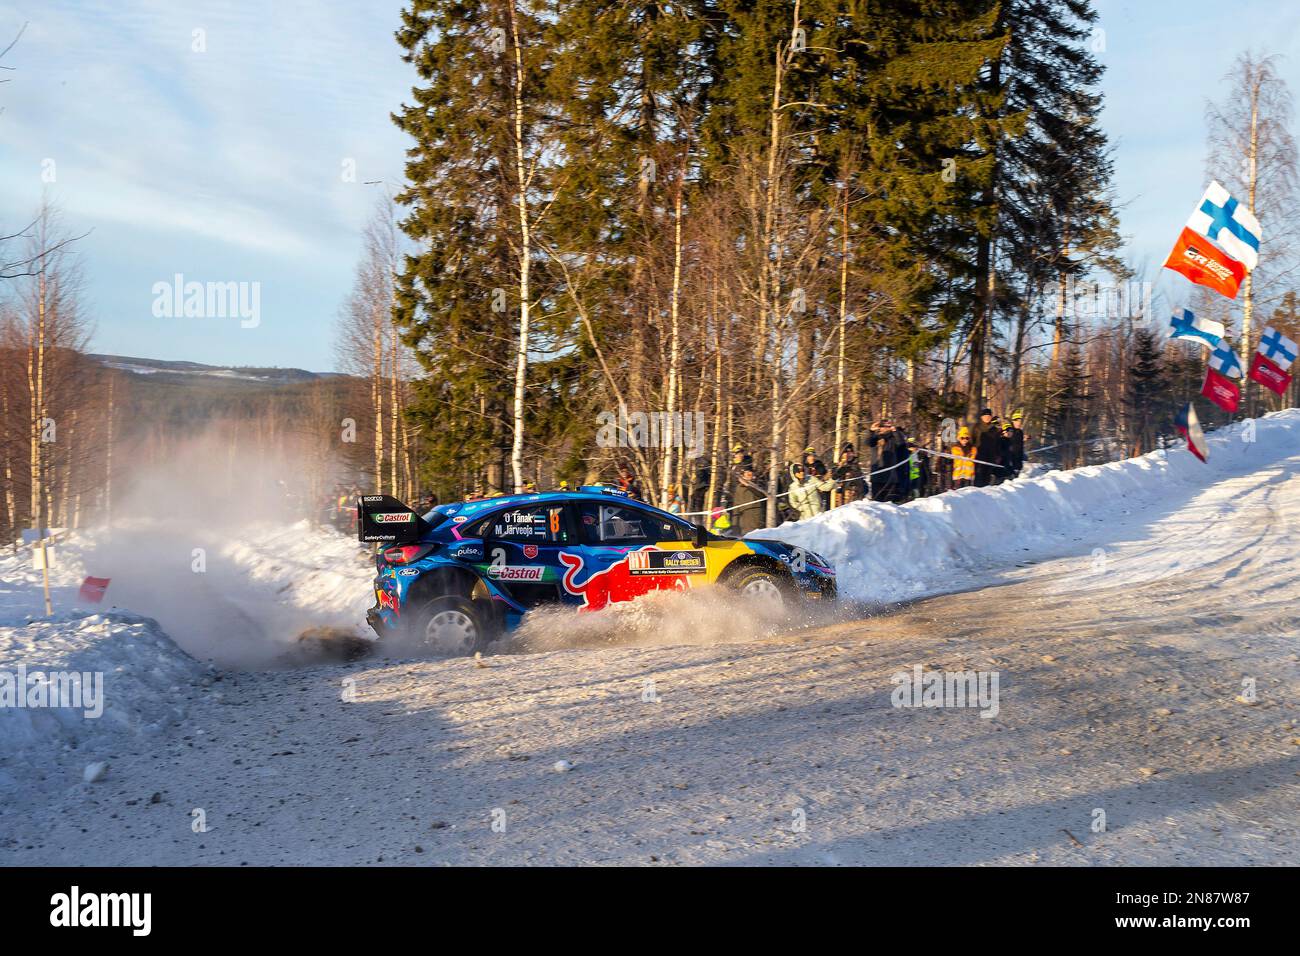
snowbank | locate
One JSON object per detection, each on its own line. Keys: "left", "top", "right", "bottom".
{"left": 0, "top": 611, "right": 211, "bottom": 790}
{"left": 219, "top": 519, "right": 374, "bottom": 625}
{"left": 760, "top": 410, "right": 1300, "bottom": 603}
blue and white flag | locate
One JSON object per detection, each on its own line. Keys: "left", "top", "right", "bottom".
{"left": 1168, "top": 308, "right": 1224, "bottom": 348}
{"left": 1209, "top": 341, "right": 1244, "bottom": 379}
{"left": 1187, "top": 181, "right": 1262, "bottom": 272}
{"left": 1256, "top": 326, "right": 1298, "bottom": 371}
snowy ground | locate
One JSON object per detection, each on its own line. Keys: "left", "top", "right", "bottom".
{"left": 2, "top": 414, "right": 1298, "bottom": 864}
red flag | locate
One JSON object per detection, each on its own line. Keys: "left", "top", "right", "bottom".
{"left": 1201, "top": 366, "right": 1240, "bottom": 412}
{"left": 1249, "top": 351, "right": 1293, "bottom": 396}
{"left": 78, "top": 576, "right": 111, "bottom": 603}
{"left": 1163, "top": 226, "right": 1246, "bottom": 299}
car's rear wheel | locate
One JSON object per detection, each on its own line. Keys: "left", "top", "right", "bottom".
{"left": 411, "top": 595, "right": 488, "bottom": 656}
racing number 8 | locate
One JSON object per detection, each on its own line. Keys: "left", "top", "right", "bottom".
{"left": 549, "top": 508, "right": 561, "bottom": 538}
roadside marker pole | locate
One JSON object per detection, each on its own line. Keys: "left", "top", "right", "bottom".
{"left": 39, "top": 534, "right": 53, "bottom": 616}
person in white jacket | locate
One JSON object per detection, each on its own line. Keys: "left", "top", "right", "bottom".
{"left": 787, "top": 463, "right": 836, "bottom": 520}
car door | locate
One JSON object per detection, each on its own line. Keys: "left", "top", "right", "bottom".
{"left": 473, "top": 502, "right": 573, "bottom": 609}
{"left": 560, "top": 500, "right": 708, "bottom": 610}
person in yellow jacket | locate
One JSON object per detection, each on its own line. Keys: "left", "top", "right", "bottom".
{"left": 951, "top": 427, "right": 977, "bottom": 489}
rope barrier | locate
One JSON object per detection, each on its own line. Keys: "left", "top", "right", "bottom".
{"left": 677, "top": 447, "right": 1005, "bottom": 519}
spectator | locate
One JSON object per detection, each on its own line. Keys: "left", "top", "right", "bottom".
{"left": 906, "top": 439, "right": 931, "bottom": 499}
{"left": 833, "top": 449, "right": 865, "bottom": 504}
{"left": 522, "top": 478, "right": 537, "bottom": 494}
{"left": 973, "top": 408, "right": 1004, "bottom": 487}
{"left": 999, "top": 420, "right": 1017, "bottom": 481}
{"left": 665, "top": 484, "right": 684, "bottom": 514}
{"left": 689, "top": 458, "right": 711, "bottom": 513}
{"left": 1004, "top": 411, "right": 1026, "bottom": 479}
{"left": 787, "top": 462, "right": 836, "bottom": 521}
{"left": 730, "top": 465, "right": 768, "bottom": 536}
{"left": 801, "top": 446, "right": 828, "bottom": 508}
{"left": 870, "top": 420, "right": 910, "bottom": 503}
{"left": 951, "top": 427, "right": 977, "bottom": 488}
{"left": 728, "top": 443, "right": 753, "bottom": 485}
{"left": 710, "top": 507, "right": 732, "bottom": 535}
{"left": 616, "top": 463, "right": 643, "bottom": 500}
{"left": 801, "top": 446, "right": 827, "bottom": 478}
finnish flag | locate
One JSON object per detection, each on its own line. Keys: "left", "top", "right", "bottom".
{"left": 1257, "top": 326, "right": 1298, "bottom": 371}
{"left": 1209, "top": 341, "right": 1245, "bottom": 379}
{"left": 1168, "top": 308, "right": 1224, "bottom": 348}
{"left": 1187, "top": 181, "right": 1262, "bottom": 272}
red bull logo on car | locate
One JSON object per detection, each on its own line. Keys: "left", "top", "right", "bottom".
{"left": 559, "top": 547, "right": 692, "bottom": 611}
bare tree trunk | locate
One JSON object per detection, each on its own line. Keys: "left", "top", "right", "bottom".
{"left": 104, "top": 374, "right": 114, "bottom": 527}
{"left": 659, "top": 163, "right": 686, "bottom": 508}
{"left": 833, "top": 187, "right": 849, "bottom": 456}
{"left": 507, "top": 0, "right": 531, "bottom": 495}
{"left": 389, "top": 321, "right": 399, "bottom": 497}
{"left": 1, "top": 371, "right": 15, "bottom": 548}
{"left": 1241, "top": 86, "right": 1260, "bottom": 416}
{"left": 763, "top": 1, "right": 800, "bottom": 528}
{"left": 372, "top": 301, "right": 384, "bottom": 494}
{"left": 704, "top": 305, "right": 724, "bottom": 517}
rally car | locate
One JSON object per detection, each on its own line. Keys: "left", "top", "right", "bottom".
{"left": 359, "top": 486, "right": 836, "bottom": 654}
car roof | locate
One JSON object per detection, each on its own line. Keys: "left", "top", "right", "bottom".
{"left": 431, "top": 489, "right": 683, "bottom": 523}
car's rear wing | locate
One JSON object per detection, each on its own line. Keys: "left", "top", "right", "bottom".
{"left": 356, "top": 494, "right": 433, "bottom": 545}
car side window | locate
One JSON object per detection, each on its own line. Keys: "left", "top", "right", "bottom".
{"left": 576, "top": 503, "right": 687, "bottom": 545}
{"left": 472, "top": 504, "right": 569, "bottom": 544}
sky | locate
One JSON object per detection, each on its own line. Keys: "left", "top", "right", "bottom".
{"left": 2, "top": 1, "right": 1299, "bottom": 373}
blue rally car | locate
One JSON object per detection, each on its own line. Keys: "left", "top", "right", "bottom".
{"left": 359, "top": 487, "right": 836, "bottom": 654}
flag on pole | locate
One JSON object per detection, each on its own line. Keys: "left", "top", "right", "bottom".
{"left": 1249, "top": 352, "right": 1292, "bottom": 396}
{"left": 1168, "top": 308, "right": 1225, "bottom": 348}
{"left": 1248, "top": 326, "right": 1297, "bottom": 396}
{"left": 1163, "top": 227, "right": 1246, "bottom": 298}
{"left": 1209, "top": 341, "right": 1244, "bottom": 378}
{"left": 1185, "top": 181, "right": 1262, "bottom": 272}
{"left": 1202, "top": 342, "right": 1244, "bottom": 410}
{"left": 78, "top": 577, "right": 111, "bottom": 604}
{"left": 1256, "top": 326, "right": 1298, "bottom": 370}
{"left": 1201, "top": 367, "right": 1240, "bottom": 412}
{"left": 1174, "top": 402, "right": 1209, "bottom": 462}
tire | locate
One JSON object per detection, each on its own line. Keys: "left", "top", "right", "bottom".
{"left": 724, "top": 565, "right": 792, "bottom": 612}
{"left": 408, "top": 594, "right": 490, "bottom": 656}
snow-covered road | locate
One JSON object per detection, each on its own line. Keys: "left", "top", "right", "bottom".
{"left": 2, "top": 417, "right": 1299, "bottom": 865}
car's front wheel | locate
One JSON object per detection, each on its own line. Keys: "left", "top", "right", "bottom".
{"left": 410, "top": 595, "right": 488, "bottom": 656}
{"left": 725, "top": 565, "right": 791, "bottom": 612}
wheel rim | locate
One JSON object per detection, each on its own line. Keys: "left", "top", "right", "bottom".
{"left": 424, "top": 609, "right": 478, "bottom": 654}
{"left": 740, "top": 576, "right": 783, "bottom": 608}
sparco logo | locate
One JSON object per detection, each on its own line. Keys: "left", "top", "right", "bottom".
{"left": 373, "top": 512, "right": 413, "bottom": 524}
{"left": 50, "top": 886, "right": 152, "bottom": 936}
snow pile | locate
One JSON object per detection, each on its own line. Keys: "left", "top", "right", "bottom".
{"left": 3, "top": 519, "right": 373, "bottom": 670}
{"left": 56, "top": 519, "right": 376, "bottom": 669}
{"left": 219, "top": 519, "right": 373, "bottom": 625}
{"left": 761, "top": 410, "right": 1300, "bottom": 603}
{"left": 0, "top": 611, "right": 211, "bottom": 788}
